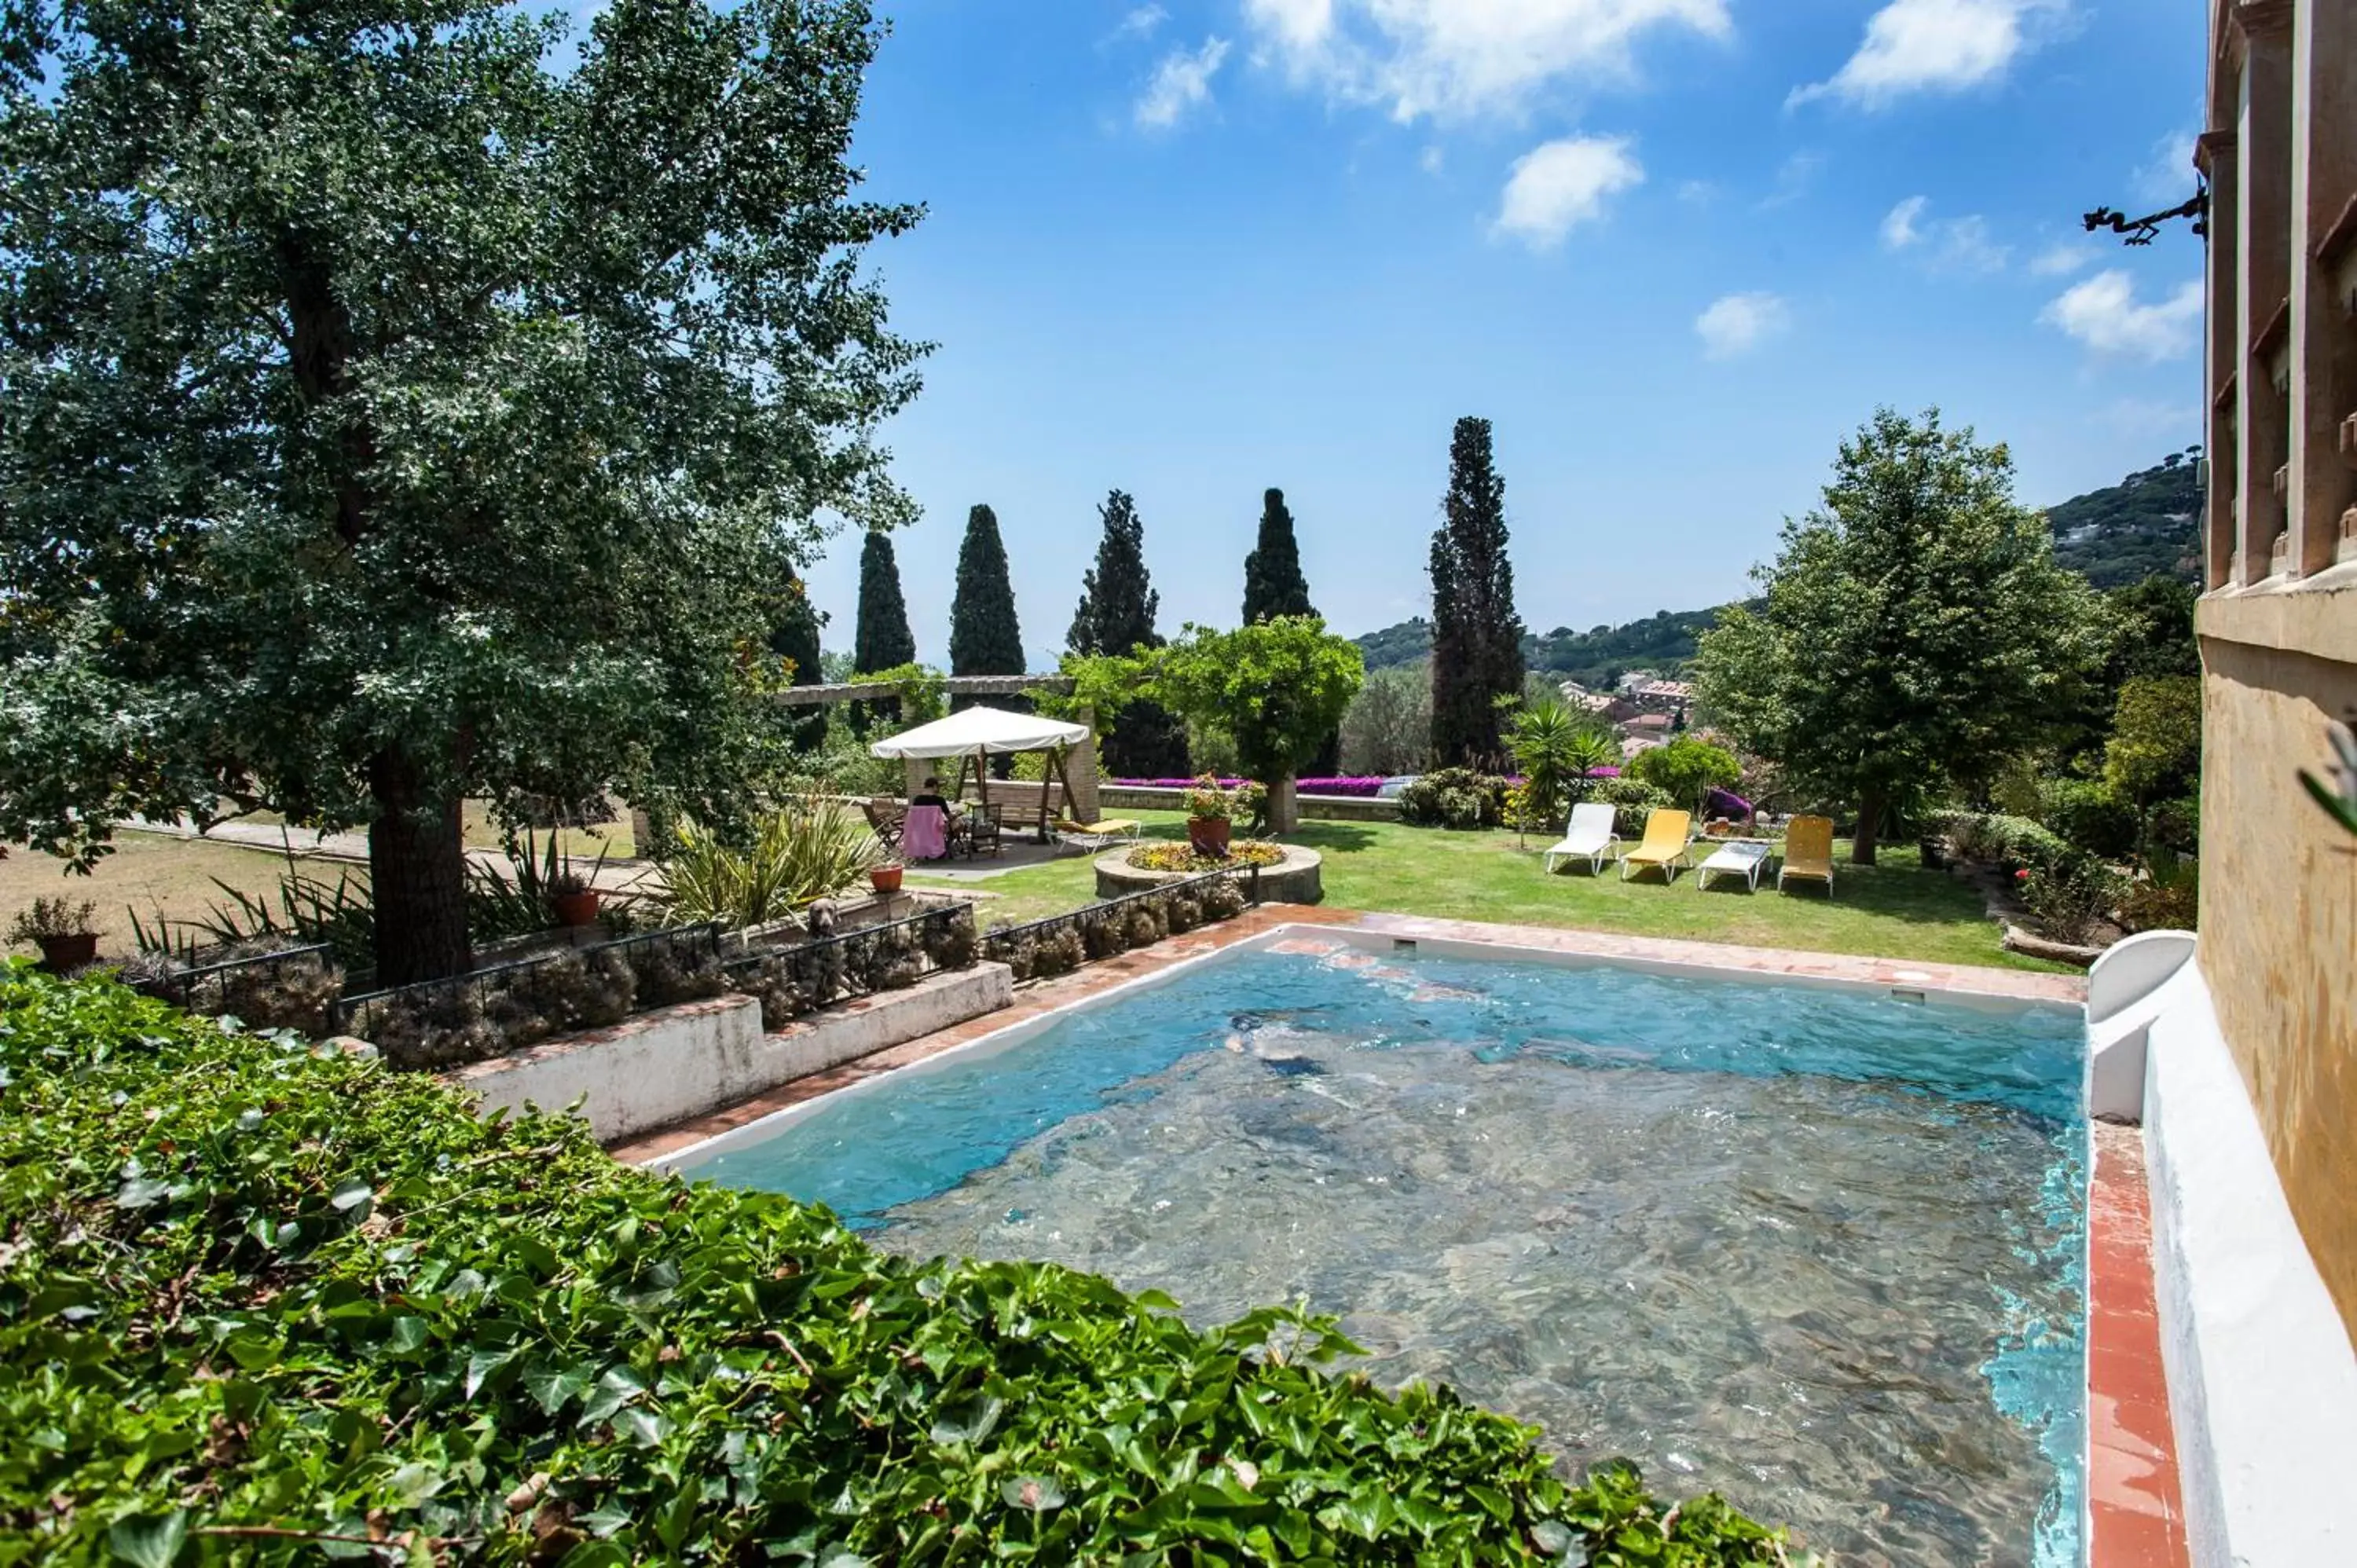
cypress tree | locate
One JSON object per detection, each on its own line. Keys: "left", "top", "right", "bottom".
{"left": 949, "top": 504, "right": 1025, "bottom": 677}
{"left": 1069, "top": 491, "right": 1189, "bottom": 777}
{"left": 852, "top": 530, "right": 916, "bottom": 731}
{"left": 768, "top": 575, "right": 828, "bottom": 752}
{"left": 1241, "top": 487, "right": 1316, "bottom": 623}
{"left": 1428, "top": 417, "right": 1526, "bottom": 767}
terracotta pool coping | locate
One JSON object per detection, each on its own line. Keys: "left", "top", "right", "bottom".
{"left": 2088, "top": 1123, "right": 2191, "bottom": 1567}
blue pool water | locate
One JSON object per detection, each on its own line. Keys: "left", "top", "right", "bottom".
{"left": 678, "top": 940, "right": 2088, "bottom": 1566}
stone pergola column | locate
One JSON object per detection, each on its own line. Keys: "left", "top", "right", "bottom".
{"left": 2234, "top": 0, "right": 2296, "bottom": 584}
{"left": 2289, "top": 0, "right": 2357, "bottom": 575}
{"left": 2201, "top": 126, "right": 2242, "bottom": 592}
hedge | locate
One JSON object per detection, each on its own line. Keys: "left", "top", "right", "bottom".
{"left": 0, "top": 965, "right": 1804, "bottom": 1565}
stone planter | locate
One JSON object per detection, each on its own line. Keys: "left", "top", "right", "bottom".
{"left": 1094, "top": 844, "right": 1324, "bottom": 905}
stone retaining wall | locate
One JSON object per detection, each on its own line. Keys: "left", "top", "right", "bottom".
{"left": 1098, "top": 785, "right": 1400, "bottom": 822}
{"left": 449, "top": 962, "right": 1014, "bottom": 1142}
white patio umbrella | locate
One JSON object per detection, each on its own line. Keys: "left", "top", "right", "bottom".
{"left": 866, "top": 705, "right": 1087, "bottom": 759}
{"left": 868, "top": 705, "right": 1091, "bottom": 839}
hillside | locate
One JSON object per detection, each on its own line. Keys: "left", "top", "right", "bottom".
{"left": 1352, "top": 608, "right": 1723, "bottom": 687}
{"left": 1351, "top": 449, "right": 2203, "bottom": 678}
{"left": 2044, "top": 446, "right": 2203, "bottom": 588}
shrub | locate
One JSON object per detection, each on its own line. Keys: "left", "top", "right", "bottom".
{"left": 2150, "top": 794, "right": 2200, "bottom": 855}
{"left": 0, "top": 968, "right": 1798, "bottom": 1566}
{"left": 1589, "top": 775, "right": 1674, "bottom": 838}
{"left": 661, "top": 800, "right": 882, "bottom": 929}
{"left": 1200, "top": 876, "right": 1248, "bottom": 921}
{"left": 2039, "top": 778, "right": 2139, "bottom": 861}
{"left": 1398, "top": 768, "right": 1512, "bottom": 829}
{"left": 1943, "top": 812, "right": 2073, "bottom": 875}
{"left": 2018, "top": 855, "right": 2122, "bottom": 946}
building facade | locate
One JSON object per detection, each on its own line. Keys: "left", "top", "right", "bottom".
{"left": 2194, "top": 0, "right": 2356, "bottom": 1339}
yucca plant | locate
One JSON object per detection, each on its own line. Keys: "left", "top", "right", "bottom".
{"left": 658, "top": 799, "right": 882, "bottom": 929}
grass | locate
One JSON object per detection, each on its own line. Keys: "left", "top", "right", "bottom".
{"left": 0, "top": 832, "right": 335, "bottom": 961}
{"left": 911, "top": 810, "right": 2067, "bottom": 974}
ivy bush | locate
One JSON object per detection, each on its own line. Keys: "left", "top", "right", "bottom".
{"left": 1397, "top": 769, "right": 1513, "bottom": 830}
{"left": 1, "top": 965, "right": 1803, "bottom": 1565}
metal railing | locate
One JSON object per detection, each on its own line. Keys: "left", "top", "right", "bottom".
{"left": 720, "top": 903, "right": 978, "bottom": 1029}
{"left": 135, "top": 941, "right": 336, "bottom": 1011}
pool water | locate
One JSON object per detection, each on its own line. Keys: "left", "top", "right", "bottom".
{"left": 676, "top": 940, "right": 2088, "bottom": 1567}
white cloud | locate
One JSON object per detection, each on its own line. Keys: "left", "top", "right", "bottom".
{"left": 1242, "top": 0, "right": 1732, "bottom": 123}
{"left": 1135, "top": 36, "right": 1232, "bottom": 130}
{"left": 1934, "top": 214, "right": 2009, "bottom": 273}
{"left": 1791, "top": 0, "right": 2066, "bottom": 110}
{"left": 2029, "top": 240, "right": 2096, "bottom": 276}
{"left": 1111, "top": 5, "right": 1168, "bottom": 42}
{"left": 2040, "top": 270, "right": 2203, "bottom": 361}
{"left": 1695, "top": 291, "right": 1791, "bottom": 358}
{"left": 1419, "top": 144, "right": 1446, "bottom": 174}
{"left": 1880, "top": 196, "right": 2007, "bottom": 271}
{"left": 1881, "top": 194, "right": 1930, "bottom": 248}
{"left": 1494, "top": 135, "right": 1644, "bottom": 248}
{"left": 1758, "top": 151, "right": 1824, "bottom": 209}
{"left": 2133, "top": 126, "right": 2199, "bottom": 203}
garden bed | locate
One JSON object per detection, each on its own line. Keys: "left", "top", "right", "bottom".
{"left": 1094, "top": 844, "right": 1323, "bottom": 905}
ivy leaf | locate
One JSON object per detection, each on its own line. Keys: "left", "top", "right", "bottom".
{"left": 929, "top": 1394, "right": 1003, "bottom": 1446}
{"left": 580, "top": 1365, "right": 647, "bottom": 1426}
{"left": 1000, "top": 1476, "right": 1066, "bottom": 1512}
{"left": 329, "top": 1178, "right": 375, "bottom": 1214}
{"left": 115, "top": 1177, "right": 172, "bottom": 1209}
{"left": 107, "top": 1511, "right": 188, "bottom": 1568}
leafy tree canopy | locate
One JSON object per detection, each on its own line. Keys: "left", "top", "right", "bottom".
{"left": 854, "top": 531, "right": 920, "bottom": 676}
{"left": 1694, "top": 408, "right": 2105, "bottom": 863}
{"left": 1135, "top": 619, "right": 1363, "bottom": 818}
{"left": 0, "top": 0, "right": 924, "bottom": 981}
{"left": 2104, "top": 676, "right": 2202, "bottom": 811}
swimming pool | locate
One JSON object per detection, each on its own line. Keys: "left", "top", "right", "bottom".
{"left": 669, "top": 932, "right": 2088, "bottom": 1566}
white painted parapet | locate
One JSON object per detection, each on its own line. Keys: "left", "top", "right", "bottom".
{"left": 2137, "top": 953, "right": 2357, "bottom": 1566}
{"left": 449, "top": 963, "right": 1014, "bottom": 1142}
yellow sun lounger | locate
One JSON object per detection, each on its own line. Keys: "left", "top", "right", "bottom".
{"left": 1778, "top": 814, "right": 1835, "bottom": 895}
{"left": 1054, "top": 816, "right": 1142, "bottom": 848}
{"left": 1619, "top": 809, "right": 1693, "bottom": 882}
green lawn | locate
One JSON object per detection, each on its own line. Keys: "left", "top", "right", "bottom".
{"left": 911, "top": 810, "right": 2066, "bottom": 973}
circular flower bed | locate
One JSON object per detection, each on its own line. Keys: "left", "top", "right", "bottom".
{"left": 1126, "top": 839, "right": 1287, "bottom": 874}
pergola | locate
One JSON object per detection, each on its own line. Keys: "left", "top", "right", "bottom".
{"left": 867, "top": 705, "right": 1091, "bottom": 841}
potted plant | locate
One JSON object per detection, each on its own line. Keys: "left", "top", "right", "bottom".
{"left": 9, "top": 896, "right": 100, "bottom": 973}
{"left": 1182, "top": 776, "right": 1233, "bottom": 856}
{"left": 869, "top": 860, "right": 905, "bottom": 894}
{"left": 548, "top": 870, "right": 602, "bottom": 928}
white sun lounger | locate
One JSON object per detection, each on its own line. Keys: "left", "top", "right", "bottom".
{"left": 1542, "top": 801, "right": 1621, "bottom": 874}
{"left": 1694, "top": 840, "right": 1773, "bottom": 892}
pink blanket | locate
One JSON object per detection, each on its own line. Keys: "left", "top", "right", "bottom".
{"left": 902, "top": 804, "right": 948, "bottom": 860}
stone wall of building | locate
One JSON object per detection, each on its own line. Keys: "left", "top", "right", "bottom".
{"left": 2196, "top": 584, "right": 2357, "bottom": 1339}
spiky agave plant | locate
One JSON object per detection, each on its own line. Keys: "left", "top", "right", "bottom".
{"left": 658, "top": 800, "right": 882, "bottom": 930}
{"left": 2300, "top": 718, "right": 2357, "bottom": 840}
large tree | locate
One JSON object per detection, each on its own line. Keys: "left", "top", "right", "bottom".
{"left": 1695, "top": 408, "right": 2105, "bottom": 863}
{"left": 949, "top": 504, "right": 1025, "bottom": 678}
{"left": 1067, "top": 491, "right": 1187, "bottom": 777}
{"left": 768, "top": 577, "right": 830, "bottom": 753}
{"left": 0, "top": 0, "right": 923, "bottom": 982}
{"left": 1242, "top": 487, "right": 1316, "bottom": 623}
{"left": 1429, "top": 418, "right": 1525, "bottom": 767}
{"left": 853, "top": 530, "right": 918, "bottom": 674}
{"left": 1142, "top": 617, "right": 1363, "bottom": 833}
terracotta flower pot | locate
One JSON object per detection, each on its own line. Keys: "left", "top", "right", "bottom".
{"left": 35, "top": 932, "right": 98, "bottom": 973}
{"left": 1187, "top": 817, "right": 1232, "bottom": 856}
{"left": 552, "top": 889, "right": 603, "bottom": 928}
{"left": 870, "top": 863, "right": 905, "bottom": 894}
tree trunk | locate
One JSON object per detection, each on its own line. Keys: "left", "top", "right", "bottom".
{"left": 1266, "top": 774, "right": 1299, "bottom": 834}
{"left": 368, "top": 747, "right": 473, "bottom": 985}
{"left": 1853, "top": 784, "right": 1885, "bottom": 866}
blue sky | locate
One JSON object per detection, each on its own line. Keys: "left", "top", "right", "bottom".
{"left": 797, "top": 0, "right": 2207, "bottom": 665}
